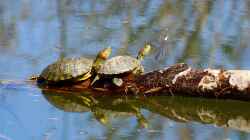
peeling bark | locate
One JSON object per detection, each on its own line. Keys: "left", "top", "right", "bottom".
{"left": 125, "top": 63, "right": 250, "bottom": 100}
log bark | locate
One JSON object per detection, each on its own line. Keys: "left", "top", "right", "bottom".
{"left": 124, "top": 63, "right": 250, "bottom": 100}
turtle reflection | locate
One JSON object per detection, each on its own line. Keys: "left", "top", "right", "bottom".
{"left": 42, "top": 90, "right": 148, "bottom": 127}
{"left": 42, "top": 89, "right": 250, "bottom": 132}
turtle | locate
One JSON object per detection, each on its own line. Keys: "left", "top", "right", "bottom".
{"left": 91, "top": 44, "right": 151, "bottom": 87}
{"left": 37, "top": 47, "right": 112, "bottom": 84}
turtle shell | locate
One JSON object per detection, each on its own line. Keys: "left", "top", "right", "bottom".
{"left": 98, "top": 56, "right": 141, "bottom": 75}
{"left": 40, "top": 57, "right": 93, "bottom": 82}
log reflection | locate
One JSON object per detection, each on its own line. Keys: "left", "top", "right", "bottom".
{"left": 42, "top": 89, "right": 250, "bottom": 132}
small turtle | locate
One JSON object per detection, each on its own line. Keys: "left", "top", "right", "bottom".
{"left": 91, "top": 44, "right": 151, "bottom": 86}
{"left": 37, "top": 47, "right": 112, "bottom": 84}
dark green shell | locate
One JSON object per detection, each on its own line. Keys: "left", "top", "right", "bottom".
{"left": 40, "top": 57, "right": 93, "bottom": 82}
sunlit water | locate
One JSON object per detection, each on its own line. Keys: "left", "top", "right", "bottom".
{"left": 1, "top": 0, "right": 250, "bottom": 140}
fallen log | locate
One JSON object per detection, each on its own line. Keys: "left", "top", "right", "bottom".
{"left": 39, "top": 63, "right": 250, "bottom": 100}
{"left": 1, "top": 63, "right": 250, "bottom": 101}
{"left": 124, "top": 63, "right": 250, "bottom": 100}
{"left": 66, "top": 63, "right": 250, "bottom": 100}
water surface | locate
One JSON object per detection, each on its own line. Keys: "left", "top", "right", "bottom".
{"left": 1, "top": 0, "right": 250, "bottom": 140}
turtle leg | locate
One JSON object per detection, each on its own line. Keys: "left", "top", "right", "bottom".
{"left": 132, "top": 65, "right": 144, "bottom": 75}
{"left": 91, "top": 75, "right": 100, "bottom": 86}
{"left": 112, "top": 78, "right": 123, "bottom": 87}
{"left": 77, "top": 71, "right": 92, "bottom": 81}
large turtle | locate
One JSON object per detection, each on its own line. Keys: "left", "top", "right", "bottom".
{"left": 36, "top": 47, "right": 112, "bottom": 84}
{"left": 91, "top": 44, "right": 151, "bottom": 87}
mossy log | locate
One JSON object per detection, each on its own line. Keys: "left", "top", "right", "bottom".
{"left": 38, "top": 63, "right": 250, "bottom": 101}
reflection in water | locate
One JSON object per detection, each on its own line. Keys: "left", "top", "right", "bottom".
{"left": 43, "top": 90, "right": 148, "bottom": 127}
{"left": 43, "top": 89, "right": 250, "bottom": 133}
{"left": 1, "top": 0, "right": 250, "bottom": 139}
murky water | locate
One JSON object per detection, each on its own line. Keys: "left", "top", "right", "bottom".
{"left": 1, "top": 0, "right": 250, "bottom": 139}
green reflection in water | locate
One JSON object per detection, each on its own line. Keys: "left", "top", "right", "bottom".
{"left": 42, "top": 89, "right": 250, "bottom": 133}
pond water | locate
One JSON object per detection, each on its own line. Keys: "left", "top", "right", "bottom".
{"left": 1, "top": 0, "right": 250, "bottom": 140}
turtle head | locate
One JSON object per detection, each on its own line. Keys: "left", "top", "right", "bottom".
{"left": 98, "top": 47, "right": 112, "bottom": 60}
{"left": 93, "top": 47, "right": 112, "bottom": 71}
{"left": 137, "top": 44, "right": 151, "bottom": 61}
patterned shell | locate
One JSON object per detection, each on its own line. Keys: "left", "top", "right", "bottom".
{"left": 40, "top": 57, "right": 93, "bottom": 82}
{"left": 98, "top": 56, "right": 140, "bottom": 75}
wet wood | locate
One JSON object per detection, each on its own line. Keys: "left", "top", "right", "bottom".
{"left": 38, "top": 63, "right": 250, "bottom": 100}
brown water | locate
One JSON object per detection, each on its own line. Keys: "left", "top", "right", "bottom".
{"left": 0, "top": 0, "right": 250, "bottom": 140}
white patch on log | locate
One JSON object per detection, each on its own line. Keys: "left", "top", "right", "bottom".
{"left": 204, "top": 69, "right": 220, "bottom": 77}
{"left": 158, "top": 70, "right": 164, "bottom": 73}
{"left": 225, "top": 70, "right": 250, "bottom": 91}
{"left": 203, "top": 69, "right": 250, "bottom": 91}
{"left": 198, "top": 75, "right": 218, "bottom": 91}
{"left": 198, "top": 69, "right": 227, "bottom": 91}
{"left": 172, "top": 68, "right": 192, "bottom": 84}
